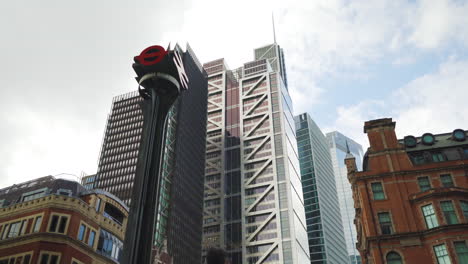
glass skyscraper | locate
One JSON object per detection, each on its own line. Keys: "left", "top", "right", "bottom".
{"left": 295, "top": 113, "right": 349, "bottom": 264}
{"left": 202, "top": 43, "right": 309, "bottom": 264}
{"left": 326, "top": 131, "right": 364, "bottom": 264}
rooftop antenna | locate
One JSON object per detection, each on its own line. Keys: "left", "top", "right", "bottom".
{"left": 272, "top": 12, "right": 277, "bottom": 44}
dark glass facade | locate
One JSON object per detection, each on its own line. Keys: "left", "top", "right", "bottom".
{"left": 295, "top": 113, "right": 349, "bottom": 264}
{"left": 166, "top": 44, "right": 208, "bottom": 264}
{"left": 94, "top": 44, "right": 207, "bottom": 264}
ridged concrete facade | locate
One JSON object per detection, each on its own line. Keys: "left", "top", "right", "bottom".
{"left": 202, "top": 43, "right": 309, "bottom": 264}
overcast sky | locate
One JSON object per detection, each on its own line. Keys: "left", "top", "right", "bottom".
{"left": 1, "top": 0, "right": 467, "bottom": 188}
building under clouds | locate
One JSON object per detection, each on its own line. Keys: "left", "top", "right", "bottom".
{"left": 295, "top": 113, "right": 349, "bottom": 264}
{"left": 201, "top": 43, "right": 310, "bottom": 264}
{"left": 326, "top": 131, "right": 364, "bottom": 264}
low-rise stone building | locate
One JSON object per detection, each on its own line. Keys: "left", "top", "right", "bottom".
{"left": 0, "top": 176, "right": 128, "bottom": 264}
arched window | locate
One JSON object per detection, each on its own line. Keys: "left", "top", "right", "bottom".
{"left": 386, "top": 251, "right": 402, "bottom": 264}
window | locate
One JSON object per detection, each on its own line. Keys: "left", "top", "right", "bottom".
{"left": 88, "top": 230, "right": 96, "bottom": 247}
{"left": 422, "top": 204, "right": 439, "bottom": 229}
{"left": 441, "top": 201, "right": 458, "bottom": 224}
{"left": 49, "top": 215, "right": 59, "bottom": 232}
{"left": 20, "top": 220, "right": 27, "bottom": 235}
{"left": 440, "top": 174, "right": 454, "bottom": 187}
{"left": 96, "top": 198, "right": 102, "bottom": 212}
{"left": 411, "top": 153, "right": 426, "bottom": 165}
{"left": 378, "top": 212, "right": 393, "bottom": 235}
{"left": 58, "top": 217, "right": 67, "bottom": 233}
{"left": 24, "top": 254, "right": 31, "bottom": 264}
{"left": 48, "top": 214, "right": 69, "bottom": 234}
{"left": 33, "top": 216, "right": 42, "bottom": 232}
{"left": 21, "top": 188, "right": 47, "bottom": 202}
{"left": 418, "top": 176, "right": 431, "bottom": 192}
{"left": 432, "top": 152, "right": 445, "bottom": 162}
{"left": 455, "top": 241, "right": 468, "bottom": 264}
{"left": 0, "top": 253, "right": 32, "bottom": 264}
{"left": 56, "top": 189, "right": 71, "bottom": 196}
{"left": 7, "top": 221, "right": 21, "bottom": 238}
{"left": 1, "top": 224, "right": 9, "bottom": 239}
{"left": 386, "top": 251, "right": 402, "bottom": 264}
{"left": 461, "top": 201, "right": 468, "bottom": 220}
{"left": 39, "top": 252, "right": 60, "bottom": 264}
{"left": 97, "top": 229, "right": 124, "bottom": 261}
{"left": 77, "top": 224, "right": 85, "bottom": 241}
{"left": 371, "top": 182, "right": 385, "bottom": 200}
{"left": 434, "top": 244, "right": 452, "bottom": 264}
{"left": 71, "top": 259, "right": 85, "bottom": 264}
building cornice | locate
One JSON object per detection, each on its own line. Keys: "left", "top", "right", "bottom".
{"left": 351, "top": 163, "right": 468, "bottom": 182}
{"left": 0, "top": 195, "right": 125, "bottom": 239}
{"left": 409, "top": 187, "right": 468, "bottom": 203}
{"left": 366, "top": 223, "right": 468, "bottom": 243}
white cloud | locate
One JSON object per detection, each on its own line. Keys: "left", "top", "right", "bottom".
{"left": 392, "top": 59, "right": 468, "bottom": 136}
{"left": 289, "top": 81, "right": 324, "bottom": 115}
{"left": 1, "top": 0, "right": 467, "bottom": 188}
{"left": 328, "top": 58, "right": 468, "bottom": 149}
{"left": 409, "top": 0, "right": 468, "bottom": 49}
{"left": 323, "top": 100, "right": 386, "bottom": 150}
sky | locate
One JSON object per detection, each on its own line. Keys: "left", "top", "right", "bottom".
{"left": 1, "top": 0, "right": 467, "bottom": 188}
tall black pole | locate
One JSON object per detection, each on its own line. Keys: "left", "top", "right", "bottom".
{"left": 122, "top": 73, "right": 181, "bottom": 263}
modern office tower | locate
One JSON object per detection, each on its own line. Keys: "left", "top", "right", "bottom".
{"left": 347, "top": 118, "right": 468, "bottom": 264}
{"left": 295, "top": 113, "right": 349, "bottom": 264}
{"left": 93, "top": 44, "right": 208, "bottom": 264}
{"left": 326, "top": 131, "right": 364, "bottom": 264}
{"left": 81, "top": 174, "right": 97, "bottom": 190}
{"left": 202, "top": 43, "right": 309, "bottom": 264}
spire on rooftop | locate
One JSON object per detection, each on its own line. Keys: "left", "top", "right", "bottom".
{"left": 345, "top": 140, "right": 355, "bottom": 159}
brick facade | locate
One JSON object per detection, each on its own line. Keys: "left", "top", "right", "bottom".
{"left": 346, "top": 118, "right": 468, "bottom": 264}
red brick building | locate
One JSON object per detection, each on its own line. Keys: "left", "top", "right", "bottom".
{"left": 0, "top": 176, "right": 128, "bottom": 263}
{"left": 346, "top": 118, "right": 468, "bottom": 264}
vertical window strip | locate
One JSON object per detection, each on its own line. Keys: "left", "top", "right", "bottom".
{"left": 371, "top": 182, "right": 385, "bottom": 200}
{"left": 440, "top": 201, "right": 458, "bottom": 224}
{"left": 378, "top": 212, "right": 392, "bottom": 235}
{"left": 454, "top": 241, "right": 468, "bottom": 264}
{"left": 418, "top": 176, "right": 431, "bottom": 191}
{"left": 422, "top": 204, "right": 439, "bottom": 229}
{"left": 440, "top": 174, "right": 454, "bottom": 187}
{"left": 460, "top": 201, "right": 468, "bottom": 220}
{"left": 434, "top": 244, "right": 452, "bottom": 264}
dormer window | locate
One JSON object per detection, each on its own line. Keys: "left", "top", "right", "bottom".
{"left": 404, "top": 136, "right": 417, "bottom": 148}
{"left": 432, "top": 152, "right": 445, "bottom": 162}
{"left": 453, "top": 129, "right": 466, "bottom": 141}
{"left": 421, "top": 133, "right": 435, "bottom": 145}
{"left": 410, "top": 153, "right": 426, "bottom": 165}
{"left": 56, "top": 189, "right": 72, "bottom": 196}
{"left": 21, "top": 188, "right": 48, "bottom": 202}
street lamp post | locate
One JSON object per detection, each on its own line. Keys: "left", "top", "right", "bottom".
{"left": 122, "top": 45, "right": 188, "bottom": 264}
